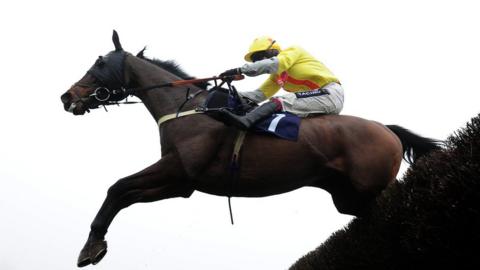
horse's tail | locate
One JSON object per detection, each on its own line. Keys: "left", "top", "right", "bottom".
{"left": 386, "top": 125, "right": 442, "bottom": 165}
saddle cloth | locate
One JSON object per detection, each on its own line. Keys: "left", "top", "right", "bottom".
{"left": 253, "top": 112, "right": 300, "bottom": 141}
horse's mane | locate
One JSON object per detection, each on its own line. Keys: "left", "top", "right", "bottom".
{"left": 135, "top": 47, "right": 209, "bottom": 89}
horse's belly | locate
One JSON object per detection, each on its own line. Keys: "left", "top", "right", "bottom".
{"left": 195, "top": 158, "right": 320, "bottom": 197}
{"left": 195, "top": 175, "right": 317, "bottom": 197}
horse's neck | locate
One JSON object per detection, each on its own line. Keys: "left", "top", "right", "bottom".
{"left": 125, "top": 55, "right": 226, "bottom": 159}
{"left": 126, "top": 55, "right": 206, "bottom": 122}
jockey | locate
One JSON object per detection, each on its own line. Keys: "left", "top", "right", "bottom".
{"left": 220, "top": 36, "right": 344, "bottom": 130}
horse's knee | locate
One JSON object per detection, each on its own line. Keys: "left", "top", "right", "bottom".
{"left": 107, "top": 178, "right": 131, "bottom": 197}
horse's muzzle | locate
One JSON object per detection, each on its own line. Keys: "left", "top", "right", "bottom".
{"left": 61, "top": 92, "right": 87, "bottom": 115}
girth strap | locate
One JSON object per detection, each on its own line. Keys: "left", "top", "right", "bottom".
{"left": 228, "top": 130, "right": 247, "bottom": 225}
{"left": 232, "top": 131, "right": 247, "bottom": 164}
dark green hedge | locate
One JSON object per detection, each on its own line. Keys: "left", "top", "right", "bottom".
{"left": 291, "top": 114, "right": 480, "bottom": 270}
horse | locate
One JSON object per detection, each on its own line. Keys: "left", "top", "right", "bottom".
{"left": 60, "top": 31, "right": 441, "bottom": 267}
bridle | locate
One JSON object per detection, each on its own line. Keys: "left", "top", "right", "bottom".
{"left": 76, "top": 50, "right": 138, "bottom": 111}
{"left": 78, "top": 50, "right": 243, "bottom": 113}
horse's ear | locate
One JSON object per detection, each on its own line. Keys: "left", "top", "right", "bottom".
{"left": 112, "top": 30, "right": 123, "bottom": 51}
{"left": 136, "top": 46, "right": 147, "bottom": 58}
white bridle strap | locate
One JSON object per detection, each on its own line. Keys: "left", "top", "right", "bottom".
{"left": 157, "top": 110, "right": 203, "bottom": 126}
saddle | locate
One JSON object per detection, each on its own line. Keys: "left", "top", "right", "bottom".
{"left": 200, "top": 86, "right": 300, "bottom": 141}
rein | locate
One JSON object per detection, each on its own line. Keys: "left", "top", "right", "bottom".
{"left": 128, "top": 76, "right": 242, "bottom": 93}
{"left": 87, "top": 75, "right": 244, "bottom": 112}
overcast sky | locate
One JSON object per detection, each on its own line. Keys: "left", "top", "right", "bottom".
{"left": 1, "top": 0, "right": 479, "bottom": 269}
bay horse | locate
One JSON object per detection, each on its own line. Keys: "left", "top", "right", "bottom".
{"left": 60, "top": 31, "right": 441, "bottom": 267}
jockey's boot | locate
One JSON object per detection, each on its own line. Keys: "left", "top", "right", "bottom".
{"left": 221, "top": 101, "right": 278, "bottom": 130}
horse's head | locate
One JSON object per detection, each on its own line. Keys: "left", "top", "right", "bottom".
{"left": 61, "top": 30, "right": 129, "bottom": 115}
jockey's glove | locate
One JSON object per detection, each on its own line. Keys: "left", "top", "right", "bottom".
{"left": 220, "top": 68, "right": 242, "bottom": 77}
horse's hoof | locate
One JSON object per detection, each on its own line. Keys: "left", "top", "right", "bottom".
{"left": 77, "top": 240, "right": 108, "bottom": 267}
{"left": 77, "top": 247, "right": 91, "bottom": 267}
{"left": 90, "top": 241, "right": 107, "bottom": 265}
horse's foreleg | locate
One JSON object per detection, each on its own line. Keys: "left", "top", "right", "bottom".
{"left": 77, "top": 154, "right": 193, "bottom": 267}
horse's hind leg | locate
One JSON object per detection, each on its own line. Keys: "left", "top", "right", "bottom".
{"left": 333, "top": 170, "right": 398, "bottom": 216}
{"left": 313, "top": 169, "right": 377, "bottom": 216}
{"left": 77, "top": 154, "right": 194, "bottom": 267}
{"left": 329, "top": 178, "right": 377, "bottom": 216}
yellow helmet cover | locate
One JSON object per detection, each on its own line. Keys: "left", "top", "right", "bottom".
{"left": 244, "top": 36, "right": 282, "bottom": 62}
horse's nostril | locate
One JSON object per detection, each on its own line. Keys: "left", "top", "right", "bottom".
{"left": 64, "top": 102, "right": 71, "bottom": 111}
{"left": 61, "top": 92, "right": 72, "bottom": 103}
